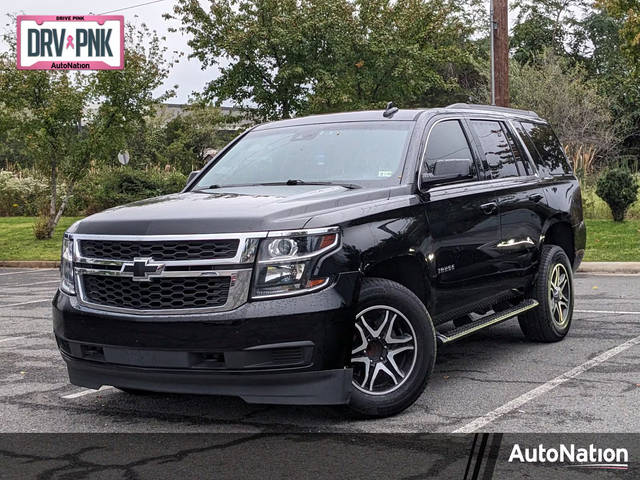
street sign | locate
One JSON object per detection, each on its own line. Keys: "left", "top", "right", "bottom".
{"left": 117, "top": 150, "right": 130, "bottom": 166}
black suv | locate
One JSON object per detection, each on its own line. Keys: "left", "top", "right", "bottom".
{"left": 53, "top": 104, "right": 586, "bottom": 417}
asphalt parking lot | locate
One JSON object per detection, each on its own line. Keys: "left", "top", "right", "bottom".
{"left": 1, "top": 267, "right": 639, "bottom": 433}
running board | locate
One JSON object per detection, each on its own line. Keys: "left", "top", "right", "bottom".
{"left": 436, "top": 299, "right": 539, "bottom": 345}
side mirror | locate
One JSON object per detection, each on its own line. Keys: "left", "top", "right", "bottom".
{"left": 421, "top": 158, "right": 475, "bottom": 188}
{"left": 186, "top": 170, "right": 201, "bottom": 186}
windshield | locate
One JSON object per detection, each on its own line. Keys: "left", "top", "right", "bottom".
{"left": 193, "top": 121, "right": 414, "bottom": 189}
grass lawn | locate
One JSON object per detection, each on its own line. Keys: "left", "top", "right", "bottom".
{"left": 0, "top": 216, "right": 638, "bottom": 262}
{"left": 0, "top": 217, "right": 83, "bottom": 261}
{"left": 583, "top": 219, "right": 640, "bottom": 262}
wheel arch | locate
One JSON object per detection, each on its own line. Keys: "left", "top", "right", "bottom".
{"left": 542, "top": 218, "right": 575, "bottom": 266}
{"left": 363, "top": 255, "right": 430, "bottom": 309}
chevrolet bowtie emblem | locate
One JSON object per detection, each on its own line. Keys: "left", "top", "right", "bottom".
{"left": 121, "top": 257, "right": 165, "bottom": 281}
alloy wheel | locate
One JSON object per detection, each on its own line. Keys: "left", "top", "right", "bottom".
{"left": 351, "top": 305, "right": 417, "bottom": 395}
{"left": 548, "top": 263, "right": 571, "bottom": 328}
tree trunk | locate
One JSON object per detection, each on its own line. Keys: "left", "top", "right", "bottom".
{"left": 40, "top": 162, "right": 59, "bottom": 239}
{"left": 50, "top": 187, "right": 73, "bottom": 231}
{"left": 49, "top": 162, "right": 57, "bottom": 220}
{"left": 41, "top": 163, "right": 74, "bottom": 239}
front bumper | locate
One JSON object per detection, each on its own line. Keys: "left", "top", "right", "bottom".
{"left": 62, "top": 352, "right": 352, "bottom": 405}
{"left": 53, "top": 272, "right": 359, "bottom": 405}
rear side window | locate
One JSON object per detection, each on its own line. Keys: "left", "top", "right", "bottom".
{"left": 423, "top": 120, "right": 476, "bottom": 178}
{"left": 504, "top": 126, "right": 534, "bottom": 176}
{"left": 470, "top": 120, "right": 519, "bottom": 179}
{"left": 518, "top": 122, "right": 571, "bottom": 176}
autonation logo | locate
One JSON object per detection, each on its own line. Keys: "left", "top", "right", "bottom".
{"left": 509, "top": 443, "right": 629, "bottom": 471}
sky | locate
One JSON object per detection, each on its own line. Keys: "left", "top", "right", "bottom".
{"left": 1, "top": 0, "right": 219, "bottom": 104}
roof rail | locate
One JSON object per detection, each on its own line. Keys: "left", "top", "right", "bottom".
{"left": 445, "top": 103, "right": 540, "bottom": 119}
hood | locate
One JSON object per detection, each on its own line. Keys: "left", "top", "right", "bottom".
{"left": 74, "top": 185, "right": 397, "bottom": 235}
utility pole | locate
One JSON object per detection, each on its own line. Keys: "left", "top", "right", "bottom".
{"left": 490, "top": 0, "right": 509, "bottom": 107}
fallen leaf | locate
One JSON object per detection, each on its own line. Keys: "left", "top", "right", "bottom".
{"left": 443, "top": 375, "right": 449, "bottom": 379}
{"left": 592, "top": 286, "right": 598, "bottom": 289}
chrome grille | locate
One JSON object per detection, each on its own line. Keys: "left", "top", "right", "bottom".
{"left": 80, "top": 239, "right": 239, "bottom": 261}
{"left": 72, "top": 233, "right": 266, "bottom": 314}
{"left": 83, "top": 275, "right": 231, "bottom": 310}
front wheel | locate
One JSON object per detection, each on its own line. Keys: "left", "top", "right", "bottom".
{"left": 348, "top": 278, "right": 436, "bottom": 418}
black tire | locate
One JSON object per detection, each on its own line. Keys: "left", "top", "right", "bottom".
{"left": 518, "top": 245, "right": 574, "bottom": 342}
{"left": 348, "top": 278, "right": 436, "bottom": 418}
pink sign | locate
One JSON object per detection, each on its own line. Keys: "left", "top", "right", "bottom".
{"left": 17, "top": 15, "right": 124, "bottom": 70}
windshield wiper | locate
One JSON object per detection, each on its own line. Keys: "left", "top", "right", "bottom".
{"left": 282, "top": 179, "right": 362, "bottom": 189}
{"left": 197, "top": 180, "right": 362, "bottom": 190}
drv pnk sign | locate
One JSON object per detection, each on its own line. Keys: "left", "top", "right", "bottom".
{"left": 17, "top": 15, "right": 124, "bottom": 70}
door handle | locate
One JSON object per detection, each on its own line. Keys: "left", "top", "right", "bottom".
{"left": 528, "top": 193, "right": 544, "bottom": 203}
{"left": 480, "top": 202, "right": 498, "bottom": 215}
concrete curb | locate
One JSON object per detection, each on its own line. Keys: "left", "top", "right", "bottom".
{"left": 578, "top": 262, "right": 640, "bottom": 274}
{"left": 0, "top": 261, "right": 59, "bottom": 268}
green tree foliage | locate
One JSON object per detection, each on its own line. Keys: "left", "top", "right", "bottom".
{"left": 162, "top": 104, "right": 241, "bottom": 174}
{"left": 166, "top": 0, "right": 483, "bottom": 120}
{"left": 592, "top": 1, "right": 640, "bottom": 158}
{"left": 510, "top": 51, "right": 619, "bottom": 169}
{"left": 511, "top": 0, "right": 588, "bottom": 64}
{"left": 596, "top": 168, "right": 639, "bottom": 221}
{"left": 0, "top": 21, "right": 176, "bottom": 238}
{"left": 597, "top": 0, "right": 640, "bottom": 64}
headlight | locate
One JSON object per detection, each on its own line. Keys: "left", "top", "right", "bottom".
{"left": 60, "top": 234, "right": 75, "bottom": 295}
{"left": 251, "top": 228, "right": 340, "bottom": 298}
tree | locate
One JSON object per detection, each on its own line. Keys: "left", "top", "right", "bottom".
{"left": 597, "top": 1, "right": 640, "bottom": 65}
{"left": 162, "top": 104, "right": 242, "bottom": 174}
{"left": 510, "top": 51, "right": 620, "bottom": 174}
{"left": 511, "top": 0, "right": 588, "bottom": 64}
{"left": 594, "top": 1, "right": 640, "bottom": 159}
{"left": 166, "top": 0, "right": 482, "bottom": 120}
{"left": 0, "top": 21, "right": 176, "bottom": 238}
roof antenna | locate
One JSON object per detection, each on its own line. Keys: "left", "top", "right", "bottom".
{"left": 383, "top": 101, "right": 399, "bottom": 118}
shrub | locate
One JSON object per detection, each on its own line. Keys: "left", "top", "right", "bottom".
{"left": 32, "top": 215, "right": 51, "bottom": 240}
{"left": 596, "top": 168, "right": 639, "bottom": 222}
{"left": 0, "top": 170, "right": 49, "bottom": 216}
{"left": 72, "top": 167, "right": 187, "bottom": 215}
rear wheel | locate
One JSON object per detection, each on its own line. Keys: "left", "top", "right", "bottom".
{"left": 518, "top": 245, "right": 574, "bottom": 342}
{"left": 348, "top": 278, "right": 436, "bottom": 418}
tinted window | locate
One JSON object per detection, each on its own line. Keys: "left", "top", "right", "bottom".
{"left": 519, "top": 122, "right": 571, "bottom": 176}
{"left": 423, "top": 120, "right": 475, "bottom": 178}
{"left": 194, "top": 122, "right": 414, "bottom": 189}
{"left": 504, "top": 125, "right": 533, "bottom": 175}
{"left": 471, "top": 120, "right": 519, "bottom": 179}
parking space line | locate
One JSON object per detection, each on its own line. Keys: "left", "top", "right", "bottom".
{"left": 575, "top": 309, "right": 640, "bottom": 315}
{"left": 0, "top": 269, "right": 57, "bottom": 276}
{"left": 0, "top": 336, "right": 25, "bottom": 343}
{"left": 61, "top": 386, "right": 115, "bottom": 399}
{"left": 2, "top": 299, "right": 51, "bottom": 308}
{"left": 452, "top": 333, "right": 640, "bottom": 433}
